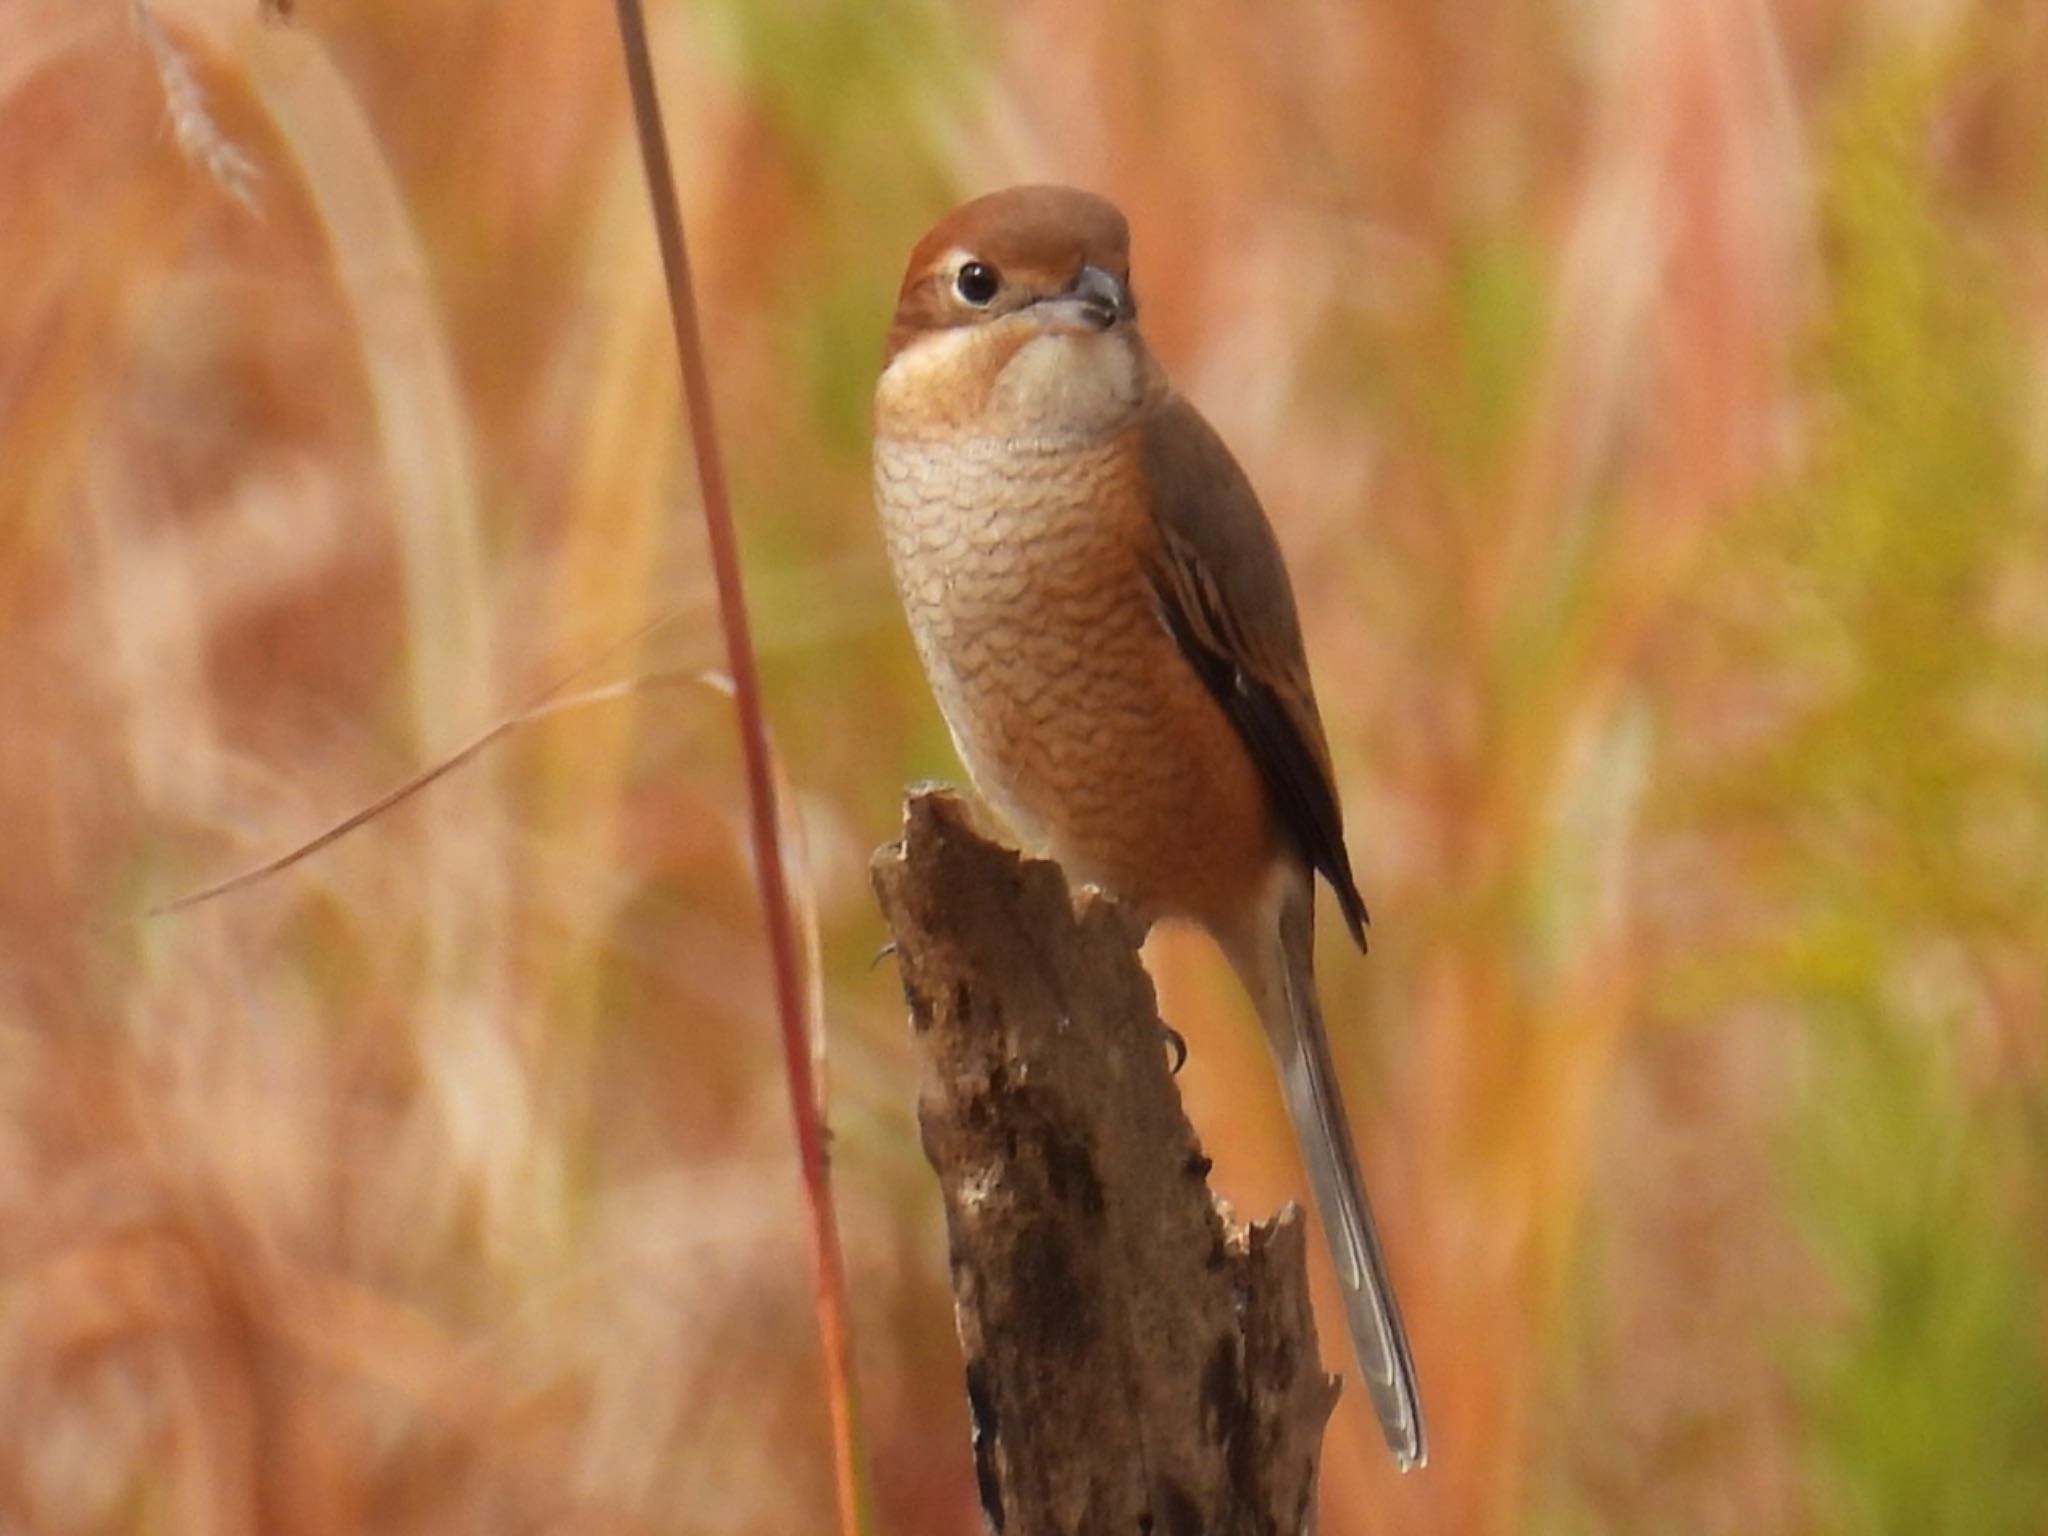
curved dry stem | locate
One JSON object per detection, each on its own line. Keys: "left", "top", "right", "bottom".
{"left": 145, "top": 668, "right": 718, "bottom": 919}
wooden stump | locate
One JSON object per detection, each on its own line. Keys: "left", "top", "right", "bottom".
{"left": 872, "top": 788, "right": 1339, "bottom": 1536}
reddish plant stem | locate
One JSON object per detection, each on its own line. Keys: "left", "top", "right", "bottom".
{"left": 608, "top": 5, "right": 869, "bottom": 1534}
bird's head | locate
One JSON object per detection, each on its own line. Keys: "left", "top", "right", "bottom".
{"left": 877, "top": 185, "right": 1156, "bottom": 441}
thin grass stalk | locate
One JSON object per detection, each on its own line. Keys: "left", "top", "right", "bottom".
{"left": 608, "top": 5, "right": 871, "bottom": 1534}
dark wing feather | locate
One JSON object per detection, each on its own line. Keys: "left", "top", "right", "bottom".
{"left": 1139, "top": 397, "right": 1369, "bottom": 949}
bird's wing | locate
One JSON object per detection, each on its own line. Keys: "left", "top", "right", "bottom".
{"left": 1136, "top": 393, "right": 1369, "bottom": 948}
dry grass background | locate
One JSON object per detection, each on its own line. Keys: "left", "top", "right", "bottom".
{"left": 5, "top": 0, "right": 2048, "bottom": 1532}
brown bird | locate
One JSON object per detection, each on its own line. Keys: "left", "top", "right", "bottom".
{"left": 873, "top": 185, "right": 1425, "bottom": 1469}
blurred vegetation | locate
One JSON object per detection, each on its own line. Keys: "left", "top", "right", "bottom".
{"left": 2, "top": 0, "right": 2045, "bottom": 1533}
{"left": 1695, "top": 42, "right": 2048, "bottom": 1536}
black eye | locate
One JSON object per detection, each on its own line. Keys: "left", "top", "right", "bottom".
{"left": 955, "top": 261, "right": 1000, "bottom": 306}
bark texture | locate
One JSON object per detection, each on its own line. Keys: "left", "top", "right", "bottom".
{"left": 871, "top": 788, "right": 1340, "bottom": 1536}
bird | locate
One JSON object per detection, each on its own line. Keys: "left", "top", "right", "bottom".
{"left": 872, "top": 184, "right": 1425, "bottom": 1470}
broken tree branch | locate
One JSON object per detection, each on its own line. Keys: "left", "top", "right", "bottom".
{"left": 872, "top": 788, "right": 1340, "bottom": 1536}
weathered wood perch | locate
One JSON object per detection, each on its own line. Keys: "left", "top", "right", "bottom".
{"left": 872, "top": 788, "right": 1340, "bottom": 1536}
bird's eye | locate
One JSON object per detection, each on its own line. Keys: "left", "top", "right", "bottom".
{"left": 954, "top": 261, "right": 1000, "bottom": 307}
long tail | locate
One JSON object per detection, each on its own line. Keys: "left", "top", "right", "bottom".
{"left": 1244, "top": 883, "right": 1426, "bottom": 1469}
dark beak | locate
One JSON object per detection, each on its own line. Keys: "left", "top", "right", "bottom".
{"left": 1058, "top": 263, "right": 1136, "bottom": 329}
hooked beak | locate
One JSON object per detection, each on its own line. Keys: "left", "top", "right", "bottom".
{"left": 1037, "top": 263, "right": 1135, "bottom": 331}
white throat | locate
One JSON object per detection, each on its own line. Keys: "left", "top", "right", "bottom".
{"left": 877, "top": 321, "right": 1153, "bottom": 447}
